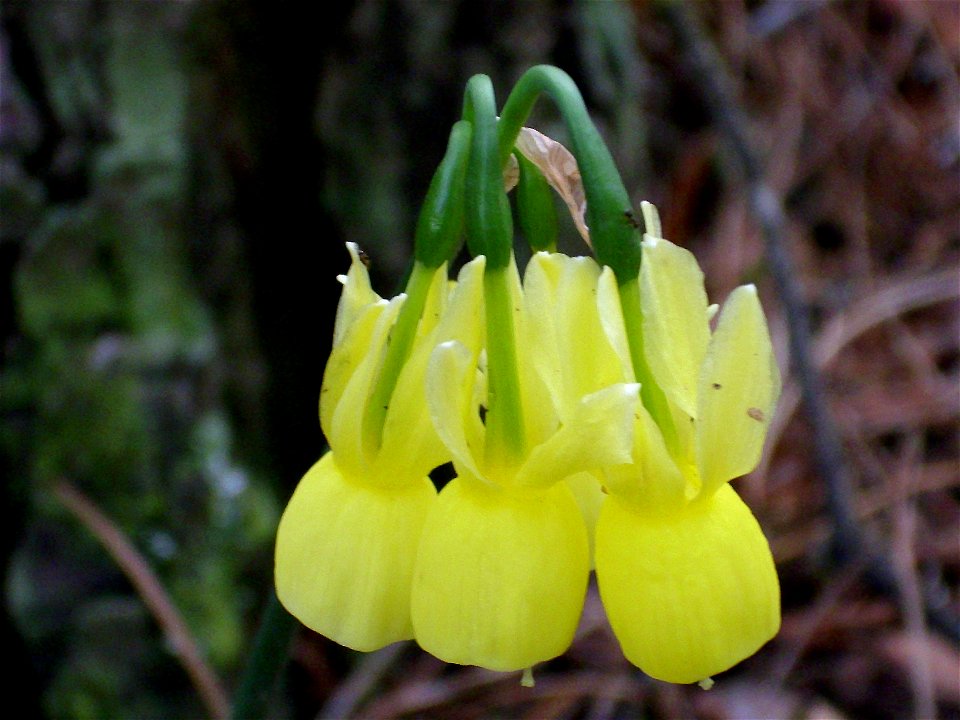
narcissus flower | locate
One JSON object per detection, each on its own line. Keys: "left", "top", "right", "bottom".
{"left": 593, "top": 229, "right": 782, "bottom": 684}
{"left": 411, "top": 256, "right": 639, "bottom": 672}
{"left": 274, "top": 243, "right": 483, "bottom": 651}
{"left": 521, "top": 251, "right": 635, "bottom": 558}
{"left": 273, "top": 66, "right": 782, "bottom": 689}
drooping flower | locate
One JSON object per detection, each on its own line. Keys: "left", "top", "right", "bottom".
{"left": 593, "top": 228, "right": 782, "bottom": 684}
{"left": 520, "top": 251, "right": 635, "bottom": 558}
{"left": 410, "top": 254, "right": 639, "bottom": 672}
{"left": 273, "top": 61, "right": 784, "bottom": 689}
{"left": 274, "top": 243, "right": 483, "bottom": 651}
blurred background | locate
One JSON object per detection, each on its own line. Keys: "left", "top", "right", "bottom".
{"left": 1, "top": 1, "right": 957, "bottom": 718}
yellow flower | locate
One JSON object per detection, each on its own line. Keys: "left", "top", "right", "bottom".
{"left": 274, "top": 244, "right": 483, "bottom": 651}
{"left": 411, "top": 256, "right": 638, "bottom": 672}
{"left": 521, "top": 252, "right": 635, "bottom": 560}
{"left": 594, "top": 233, "right": 782, "bottom": 684}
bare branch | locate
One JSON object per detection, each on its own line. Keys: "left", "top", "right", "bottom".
{"left": 54, "top": 480, "right": 230, "bottom": 720}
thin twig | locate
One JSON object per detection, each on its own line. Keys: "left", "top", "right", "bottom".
{"left": 362, "top": 668, "right": 638, "bottom": 719}
{"left": 767, "top": 555, "right": 869, "bottom": 685}
{"left": 661, "top": 1, "right": 959, "bottom": 645}
{"left": 770, "top": 458, "right": 959, "bottom": 564}
{"left": 54, "top": 479, "right": 230, "bottom": 720}
{"left": 757, "top": 269, "right": 958, "bottom": 482}
{"left": 318, "top": 641, "right": 409, "bottom": 720}
{"left": 891, "top": 435, "right": 938, "bottom": 720}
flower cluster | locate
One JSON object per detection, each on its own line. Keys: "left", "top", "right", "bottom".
{"left": 275, "top": 67, "right": 781, "bottom": 685}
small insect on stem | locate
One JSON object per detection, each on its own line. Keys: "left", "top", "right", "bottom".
{"left": 747, "top": 407, "right": 765, "bottom": 422}
{"left": 357, "top": 247, "right": 371, "bottom": 268}
{"left": 623, "top": 209, "right": 640, "bottom": 228}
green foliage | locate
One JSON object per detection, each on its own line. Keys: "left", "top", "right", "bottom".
{"left": 2, "top": 2, "right": 279, "bottom": 718}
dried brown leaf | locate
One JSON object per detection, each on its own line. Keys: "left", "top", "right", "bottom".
{"left": 502, "top": 153, "right": 519, "bottom": 193}
{"left": 514, "top": 126, "right": 590, "bottom": 245}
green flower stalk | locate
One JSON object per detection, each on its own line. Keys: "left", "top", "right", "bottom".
{"left": 497, "top": 65, "right": 641, "bottom": 281}
{"left": 364, "top": 120, "right": 472, "bottom": 449}
{"left": 497, "top": 64, "right": 677, "bottom": 450}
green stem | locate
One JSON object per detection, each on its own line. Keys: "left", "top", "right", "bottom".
{"left": 497, "top": 65, "right": 642, "bottom": 283}
{"left": 498, "top": 65, "right": 669, "bottom": 424}
{"left": 462, "top": 74, "right": 526, "bottom": 464}
{"left": 363, "top": 121, "right": 472, "bottom": 448}
{"left": 363, "top": 260, "right": 436, "bottom": 450}
{"left": 462, "top": 76, "right": 514, "bottom": 269}
{"left": 483, "top": 265, "right": 525, "bottom": 466}
{"left": 414, "top": 120, "right": 472, "bottom": 268}
{"left": 516, "top": 153, "right": 558, "bottom": 253}
{"left": 230, "top": 591, "right": 295, "bottom": 720}
{"left": 618, "top": 279, "right": 677, "bottom": 452}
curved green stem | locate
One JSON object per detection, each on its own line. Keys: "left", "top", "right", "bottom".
{"left": 414, "top": 120, "right": 472, "bottom": 268}
{"left": 364, "top": 121, "right": 473, "bottom": 449}
{"left": 461, "top": 76, "right": 514, "bottom": 269}
{"left": 462, "top": 74, "right": 526, "bottom": 464}
{"left": 498, "top": 66, "right": 669, "bottom": 423}
{"left": 498, "top": 65, "right": 642, "bottom": 283}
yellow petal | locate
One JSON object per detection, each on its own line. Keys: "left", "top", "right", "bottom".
{"left": 431, "top": 255, "right": 486, "bottom": 353}
{"left": 602, "top": 399, "right": 689, "bottom": 512}
{"left": 411, "top": 477, "right": 589, "bottom": 671}
{"left": 327, "top": 296, "right": 404, "bottom": 477}
{"left": 508, "top": 258, "right": 560, "bottom": 450}
{"left": 520, "top": 253, "right": 565, "bottom": 408}
{"left": 516, "top": 383, "right": 639, "bottom": 488}
{"left": 275, "top": 452, "right": 436, "bottom": 651}
{"left": 320, "top": 301, "right": 387, "bottom": 442}
{"left": 696, "top": 285, "right": 781, "bottom": 496}
{"left": 377, "top": 325, "right": 447, "bottom": 479}
{"left": 516, "top": 350, "right": 557, "bottom": 452}
{"left": 556, "top": 260, "right": 626, "bottom": 410}
{"left": 564, "top": 471, "right": 605, "bottom": 566}
{"left": 419, "top": 261, "right": 487, "bottom": 472}
{"left": 597, "top": 266, "right": 636, "bottom": 383}
{"left": 332, "top": 242, "right": 382, "bottom": 347}
{"left": 378, "top": 258, "right": 485, "bottom": 479}
{"left": 595, "top": 484, "right": 780, "bottom": 684}
{"left": 523, "top": 254, "right": 622, "bottom": 417}
{"left": 426, "top": 340, "right": 485, "bottom": 481}
{"left": 640, "top": 235, "right": 710, "bottom": 418}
